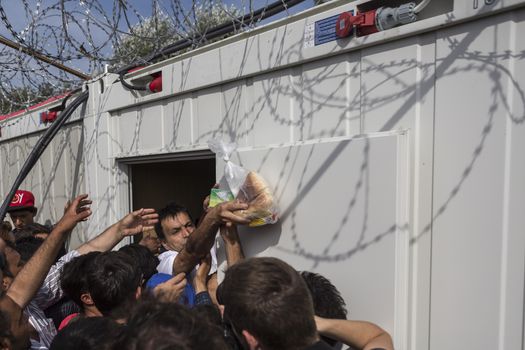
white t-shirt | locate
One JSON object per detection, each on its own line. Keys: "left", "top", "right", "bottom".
{"left": 157, "top": 243, "right": 218, "bottom": 276}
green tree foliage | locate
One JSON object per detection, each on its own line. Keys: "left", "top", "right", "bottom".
{"left": 0, "top": 83, "right": 60, "bottom": 115}
{"left": 187, "top": 4, "right": 241, "bottom": 41}
{"left": 111, "top": 12, "right": 181, "bottom": 68}
{"left": 111, "top": 4, "right": 241, "bottom": 68}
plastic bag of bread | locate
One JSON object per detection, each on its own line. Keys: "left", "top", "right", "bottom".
{"left": 208, "top": 139, "right": 278, "bottom": 227}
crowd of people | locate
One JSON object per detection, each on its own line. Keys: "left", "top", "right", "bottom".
{"left": 0, "top": 189, "right": 394, "bottom": 350}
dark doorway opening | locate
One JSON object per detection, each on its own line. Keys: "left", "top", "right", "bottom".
{"left": 130, "top": 157, "right": 215, "bottom": 225}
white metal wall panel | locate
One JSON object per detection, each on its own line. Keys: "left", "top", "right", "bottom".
{"left": 64, "top": 125, "right": 86, "bottom": 199}
{"left": 0, "top": 142, "right": 17, "bottom": 210}
{"left": 17, "top": 136, "right": 40, "bottom": 191}
{"left": 36, "top": 135, "right": 54, "bottom": 224}
{"left": 116, "top": 107, "right": 143, "bottom": 155}
{"left": 194, "top": 87, "right": 223, "bottom": 145}
{"left": 61, "top": 125, "right": 87, "bottom": 249}
{"left": 296, "top": 55, "right": 352, "bottom": 140}
{"left": 217, "top": 133, "right": 409, "bottom": 348}
{"left": 35, "top": 133, "right": 56, "bottom": 225}
{"left": 248, "top": 70, "right": 293, "bottom": 146}
{"left": 0, "top": 143, "right": 8, "bottom": 195}
{"left": 83, "top": 101, "right": 124, "bottom": 238}
{"left": 0, "top": 101, "right": 84, "bottom": 143}
{"left": 163, "top": 95, "right": 193, "bottom": 149}
{"left": 220, "top": 82, "right": 249, "bottom": 146}
{"left": 406, "top": 33, "right": 436, "bottom": 350}
{"left": 7, "top": 140, "right": 20, "bottom": 175}
{"left": 361, "top": 38, "right": 420, "bottom": 133}
{"left": 501, "top": 13, "right": 525, "bottom": 350}
{"left": 0, "top": 137, "right": 24, "bottom": 196}
{"left": 137, "top": 103, "right": 164, "bottom": 152}
{"left": 47, "top": 132, "right": 69, "bottom": 221}
{"left": 430, "top": 11, "right": 525, "bottom": 350}
{"left": 0, "top": 124, "right": 87, "bottom": 241}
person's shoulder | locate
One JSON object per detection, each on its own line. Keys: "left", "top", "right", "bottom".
{"left": 157, "top": 250, "right": 178, "bottom": 274}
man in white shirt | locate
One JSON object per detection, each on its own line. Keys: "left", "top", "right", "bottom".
{"left": 154, "top": 201, "right": 248, "bottom": 301}
{"left": 155, "top": 203, "right": 216, "bottom": 275}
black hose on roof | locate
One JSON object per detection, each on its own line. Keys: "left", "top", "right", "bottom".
{"left": 58, "top": 87, "right": 83, "bottom": 110}
{"left": 119, "top": 71, "right": 148, "bottom": 91}
{"left": 117, "top": 0, "right": 308, "bottom": 90}
{"left": 0, "top": 90, "right": 89, "bottom": 223}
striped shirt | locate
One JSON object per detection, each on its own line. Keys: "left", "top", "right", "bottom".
{"left": 25, "top": 250, "right": 80, "bottom": 350}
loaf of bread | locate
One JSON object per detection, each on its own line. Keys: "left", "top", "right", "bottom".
{"left": 234, "top": 171, "right": 277, "bottom": 225}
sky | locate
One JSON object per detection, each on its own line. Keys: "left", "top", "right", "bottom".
{"left": 0, "top": 0, "right": 314, "bottom": 79}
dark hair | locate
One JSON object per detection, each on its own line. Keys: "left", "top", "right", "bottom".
{"left": 0, "top": 222, "right": 13, "bottom": 243}
{"left": 49, "top": 317, "right": 123, "bottom": 350}
{"left": 7, "top": 207, "right": 37, "bottom": 215}
{"left": 193, "top": 304, "right": 222, "bottom": 327}
{"left": 155, "top": 202, "right": 191, "bottom": 240}
{"left": 85, "top": 251, "right": 142, "bottom": 320}
{"left": 218, "top": 257, "right": 317, "bottom": 350}
{"left": 0, "top": 222, "right": 12, "bottom": 233}
{"left": 14, "top": 236, "right": 44, "bottom": 263}
{"left": 61, "top": 252, "right": 101, "bottom": 307}
{"left": 301, "top": 271, "right": 348, "bottom": 346}
{"left": 118, "top": 298, "right": 228, "bottom": 350}
{"left": 13, "top": 223, "right": 51, "bottom": 240}
{"left": 118, "top": 244, "right": 159, "bottom": 284}
{"left": 0, "top": 254, "right": 6, "bottom": 276}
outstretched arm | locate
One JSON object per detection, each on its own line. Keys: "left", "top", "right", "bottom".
{"left": 76, "top": 208, "right": 158, "bottom": 255}
{"left": 7, "top": 194, "right": 91, "bottom": 308}
{"left": 315, "top": 316, "right": 394, "bottom": 350}
{"left": 173, "top": 201, "right": 249, "bottom": 275}
{"left": 220, "top": 224, "right": 244, "bottom": 267}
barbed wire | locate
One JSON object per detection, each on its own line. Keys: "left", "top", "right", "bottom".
{"left": 0, "top": 0, "right": 307, "bottom": 116}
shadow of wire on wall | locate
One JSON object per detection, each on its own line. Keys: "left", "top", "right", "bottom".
{"left": 272, "top": 14, "right": 524, "bottom": 265}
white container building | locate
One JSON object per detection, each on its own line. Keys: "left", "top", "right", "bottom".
{"left": 1, "top": 0, "right": 524, "bottom": 348}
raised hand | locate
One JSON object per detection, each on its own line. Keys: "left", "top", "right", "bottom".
{"left": 153, "top": 272, "right": 187, "bottom": 303}
{"left": 193, "top": 254, "right": 211, "bottom": 293}
{"left": 55, "top": 194, "right": 92, "bottom": 233}
{"left": 117, "top": 208, "right": 159, "bottom": 237}
{"left": 210, "top": 201, "right": 250, "bottom": 226}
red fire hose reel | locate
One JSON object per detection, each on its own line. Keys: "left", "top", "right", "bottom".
{"left": 336, "top": 3, "right": 417, "bottom": 39}
{"left": 40, "top": 110, "right": 58, "bottom": 124}
{"left": 335, "top": 10, "right": 378, "bottom": 38}
{"left": 125, "top": 67, "right": 163, "bottom": 93}
{"left": 148, "top": 72, "right": 163, "bottom": 93}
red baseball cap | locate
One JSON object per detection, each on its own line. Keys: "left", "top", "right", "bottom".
{"left": 7, "top": 190, "right": 36, "bottom": 212}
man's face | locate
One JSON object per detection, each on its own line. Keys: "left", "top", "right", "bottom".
{"left": 160, "top": 212, "right": 195, "bottom": 252}
{"left": 8, "top": 210, "right": 34, "bottom": 230}
{"left": 140, "top": 235, "right": 161, "bottom": 254}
